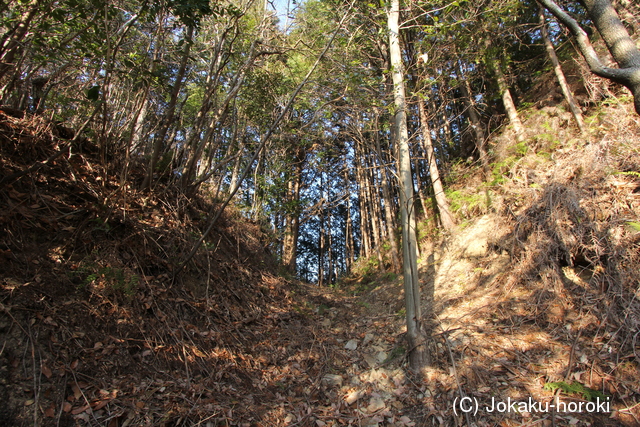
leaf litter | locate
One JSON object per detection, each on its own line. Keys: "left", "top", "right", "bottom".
{"left": 1, "top": 97, "right": 639, "bottom": 427}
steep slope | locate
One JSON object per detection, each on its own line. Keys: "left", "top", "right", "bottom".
{"left": 1, "top": 97, "right": 639, "bottom": 427}
{"left": 0, "top": 110, "right": 314, "bottom": 426}
{"left": 416, "top": 100, "right": 640, "bottom": 425}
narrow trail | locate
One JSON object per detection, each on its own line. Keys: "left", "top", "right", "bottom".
{"left": 293, "top": 212, "right": 630, "bottom": 426}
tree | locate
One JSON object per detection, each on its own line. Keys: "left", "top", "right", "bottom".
{"left": 538, "top": 6, "right": 586, "bottom": 133}
{"left": 537, "top": 0, "right": 640, "bottom": 114}
{"left": 387, "top": 0, "right": 427, "bottom": 371}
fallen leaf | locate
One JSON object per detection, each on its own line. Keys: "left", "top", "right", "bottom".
{"left": 41, "top": 364, "right": 52, "bottom": 379}
{"left": 345, "top": 390, "right": 364, "bottom": 405}
{"left": 93, "top": 399, "right": 109, "bottom": 411}
{"left": 72, "top": 384, "right": 82, "bottom": 400}
{"left": 45, "top": 403, "right": 55, "bottom": 418}
{"left": 71, "top": 405, "right": 90, "bottom": 415}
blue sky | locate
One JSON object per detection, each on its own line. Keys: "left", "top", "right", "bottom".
{"left": 267, "top": 0, "right": 301, "bottom": 30}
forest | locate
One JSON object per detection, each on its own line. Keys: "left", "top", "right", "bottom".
{"left": 1, "top": 0, "right": 640, "bottom": 425}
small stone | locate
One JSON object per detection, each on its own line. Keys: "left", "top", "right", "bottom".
{"left": 364, "top": 354, "right": 377, "bottom": 368}
{"left": 345, "top": 339, "right": 358, "bottom": 350}
{"left": 363, "top": 333, "right": 375, "bottom": 345}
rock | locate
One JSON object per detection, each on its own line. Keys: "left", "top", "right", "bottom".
{"left": 345, "top": 339, "right": 358, "bottom": 350}
{"left": 375, "top": 351, "right": 387, "bottom": 363}
{"left": 363, "top": 333, "right": 375, "bottom": 345}
{"left": 321, "top": 374, "right": 343, "bottom": 387}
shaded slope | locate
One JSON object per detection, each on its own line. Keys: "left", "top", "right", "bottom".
{"left": 0, "top": 110, "right": 313, "bottom": 426}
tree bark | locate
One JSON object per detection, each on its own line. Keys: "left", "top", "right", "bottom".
{"left": 387, "top": 0, "right": 427, "bottom": 371}
{"left": 491, "top": 60, "right": 525, "bottom": 141}
{"left": 355, "top": 143, "right": 372, "bottom": 260}
{"left": 0, "top": 0, "right": 43, "bottom": 81}
{"left": 343, "top": 168, "right": 356, "bottom": 272}
{"left": 539, "top": 7, "right": 586, "bottom": 133}
{"left": 538, "top": 0, "right": 640, "bottom": 114}
{"left": 282, "top": 147, "right": 305, "bottom": 273}
{"left": 417, "top": 98, "right": 455, "bottom": 231}
{"left": 458, "top": 62, "right": 489, "bottom": 173}
{"left": 373, "top": 118, "right": 401, "bottom": 273}
{"left": 364, "top": 154, "right": 385, "bottom": 272}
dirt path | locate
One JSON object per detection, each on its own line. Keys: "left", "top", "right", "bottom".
{"left": 288, "top": 213, "right": 635, "bottom": 426}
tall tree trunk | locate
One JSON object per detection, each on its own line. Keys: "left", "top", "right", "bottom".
{"left": 355, "top": 145, "right": 372, "bottom": 260}
{"left": 539, "top": 7, "right": 586, "bottom": 133}
{"left": 417, "top": 98, "right": 455, "bottom": 231}
{"left": 412, "top": 152, "right": 429, "bottom": 219}
{"left": 0, "top": 0, "right": 43, "bottom": 81}
{"left": 373, "top": 118, "right": 401, "bottom": 273}
{"left": 343, "top": 168, "right": 355, "bottom": 272}
{"left": 458, "top": 62, "right": 489, "bottom": 173}
{"left": 492, "top": 61, "right": 525, "bottom": 141}
{"left": 366, "top": 155, "right": 386, "bottom": 272}
{"left": 282, "top": 147, "right": 304, "bottom": 273}
{"left": 327, "top": 211, "right": 334, "bottom": 284}
{"left": 428, "top": 97, "right": 450, "bottom": 166}
{"left": 388, "top": 0, "right": 427, "bottom": 371}
{"left": 318, "top": 177, "right": 326, "bottom": 286}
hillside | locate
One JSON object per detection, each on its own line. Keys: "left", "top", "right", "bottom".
{"left": 1, "top": 91, "right": 639, "bottom": 426}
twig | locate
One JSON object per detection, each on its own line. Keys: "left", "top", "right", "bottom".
{"left": 435, "top": 314, "right": 472, "bottom": 426}
{"left": 563, "top": 328, "right": 583, "bottom": 382}
{"left": 0, "top": 141, "right": 71, "bottom": 188}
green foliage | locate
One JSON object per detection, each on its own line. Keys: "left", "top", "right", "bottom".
{"left": 446, "top": 189, "right": 489, "bottom": 219}
{"left": 489, "top": 137, "right": 533, "bottom": 186}
{"left": 510, "top": 141, "right": 529, "bottom": 156}
{"left": 382, "top": 271, "right": 397, "bottom": 282}
{"left": 615, "top": 171, "right": 640, "bottom": 178}
{"left": 543, "top": 381, "right": 609, "bottom": 402}
{"left": 627, "top": 222, "right": 640, "bottom": 232}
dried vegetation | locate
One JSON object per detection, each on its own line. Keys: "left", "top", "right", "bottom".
{"left": 1, "top": 90, "right": 640, "bottom": 427}
{"left": 421, "top": 99, "right": 640, "bottom": 425}
{"left": 0, "top": 109, "right": 320, "bottom": 426}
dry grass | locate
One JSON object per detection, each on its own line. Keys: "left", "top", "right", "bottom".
{"left": 414, "top": 101, "right": 640, "bottom": 425}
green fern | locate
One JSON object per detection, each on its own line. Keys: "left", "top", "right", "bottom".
{"left": 615, "top": 170, "right": 640, "bottom": 178}
{"left": 543, "top": 381, "right": 609, "bottom": 402}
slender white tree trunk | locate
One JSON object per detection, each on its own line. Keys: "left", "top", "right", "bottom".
{"left": 387, "top": 0, "right": 427, "bottom": 371}
{"left": 540, "top": 7, "right": 586, "bottom": 133}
